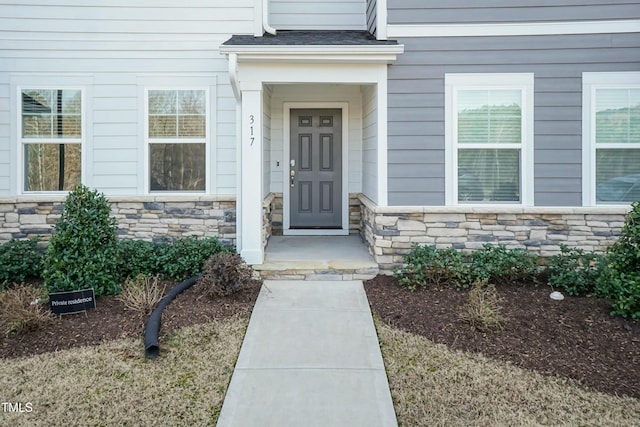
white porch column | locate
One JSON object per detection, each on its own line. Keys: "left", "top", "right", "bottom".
{"left": 240, "top": 87, "right": 264, "bottom": 264}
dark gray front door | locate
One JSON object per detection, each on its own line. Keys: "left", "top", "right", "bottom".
{"left": 290, "top": 109, "right": 342, "bottom": 229}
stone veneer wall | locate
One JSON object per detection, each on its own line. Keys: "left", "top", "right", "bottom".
{"left": 358, "top": 194, "right": 630, "bottom": 273}
{"left": 263, "top": 193, "right": 275, "bottom": 248}
{"left": 264, "top": 192, "right": 362, "bottom": 237}
{"left": 0, "top": 196, "right": 237, "bottom": 246}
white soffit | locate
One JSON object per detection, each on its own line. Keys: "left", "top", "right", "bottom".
{"left": 219, "top": 45, "right": 404, "bottom": 63}
{"left": 388, "top": 19, "right": 640, "bottom": 38}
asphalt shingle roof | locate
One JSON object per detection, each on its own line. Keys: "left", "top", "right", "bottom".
{"left": 223, "top": 30, "right": 399, "bottom": 46}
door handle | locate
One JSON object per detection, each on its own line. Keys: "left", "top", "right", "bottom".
{"left": 290, "top": 169, "right": 295, "bottom": 187}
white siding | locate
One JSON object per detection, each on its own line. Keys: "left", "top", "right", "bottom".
{"left": 269, "top": 0, "right": 366, "bottom": 30}
{"left": 0, "top": 0, "right": 254, "bottom": 197}
{"left": 263, "top": 86, "right": 273, "bottom": 199}
{"left": 362, "top": 84, "right": 378, "bottom": 202}
{"left": 0, "top": 76, "right": 10, "bottom": 195}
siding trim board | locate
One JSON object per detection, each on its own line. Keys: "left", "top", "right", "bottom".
{"left": 388, "top": 19, "right": 640, "bottom": 38}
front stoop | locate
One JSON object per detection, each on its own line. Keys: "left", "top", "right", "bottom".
{"left": 255, "top": 235, "right": 380, "bottom": 280}
{"left": 254, "top": 263, "right": 379, "bottom": 281}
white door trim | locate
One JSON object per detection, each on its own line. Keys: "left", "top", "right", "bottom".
{"left": 283, "top": 102, "right": 349, "bottom": 235}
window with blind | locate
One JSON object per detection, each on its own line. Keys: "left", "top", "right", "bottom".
{"left": 21, "top": 89, "right": 82, "bottom": 192}
{"left": 583, "top": 73, "right": 640, "bottom": 205}
{"left": 445, "top": 74, "right": 534, "bottom": 205}
{"left": 593, "top": 88, "right": 640, "bottom": 203}
{"left": 147, "top": 89, "right": 207, "bottom": 192}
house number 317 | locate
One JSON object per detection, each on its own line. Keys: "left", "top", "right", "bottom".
{"left": 249, "top": 115, "right": 255, "bottom": 146}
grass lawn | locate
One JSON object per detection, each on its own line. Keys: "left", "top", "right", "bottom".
{"left": 0, "top": 315, "right": 248, "bottom": 427}
{"left": 376, "top": 321, "right": 640, "bottom": 427}
{"left": 1, "top": 315, "right": 639, "bottom": 426}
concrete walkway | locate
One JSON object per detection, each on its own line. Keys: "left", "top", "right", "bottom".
{"left": 216, "top": 280, "right": 398, "bottom": 427}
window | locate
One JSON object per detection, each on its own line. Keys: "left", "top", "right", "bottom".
{"left": 147, "top": 89, "right": 207, "bottom": 192}
{"left": 445, "top": 74, "right": 534, "bottom": 205}
{"left": 583, "top": 72, "right": 640, "bottom": 205}
{"left": 20, "top": 89, "right": 82, "bottom": 192}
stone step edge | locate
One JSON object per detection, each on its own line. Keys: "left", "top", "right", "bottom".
{"left": 256, "top": 267, "right": 379, "bottom": 281}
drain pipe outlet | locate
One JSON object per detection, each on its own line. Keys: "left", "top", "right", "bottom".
{"left": 144, "top": 276, "right": 198, "bottom": 359}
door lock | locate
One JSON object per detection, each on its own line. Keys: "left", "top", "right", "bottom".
{"left": 290, "top": 169, "right": 295, "bottom": 187}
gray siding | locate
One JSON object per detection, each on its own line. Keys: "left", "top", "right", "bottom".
{"left": 387, "top": 33, "right": 640, "bottom": 206}
{"left": 366, "top": 0, "right": 377, "bottom": 35}
{"left": 388, "top": 0, "right": 640, "bottom": 24}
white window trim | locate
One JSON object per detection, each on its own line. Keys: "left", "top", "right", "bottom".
{"left": 142, "top": 86, "right": 213, "bottom": 195}
{"left": 582, "top": 72, "right": 640, "bottom": 207}
{"left": 137, "top": 74, "right": 217, "bottom": 196}
{"left": 13, "top": 76, "right": 92, "bottom": 195}
{"left": 445, "top": 73, "right": 534, "bottom": 206}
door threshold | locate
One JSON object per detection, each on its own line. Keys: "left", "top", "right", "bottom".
{"left": 283, "top": 229, "right": 349, "bottom": 236}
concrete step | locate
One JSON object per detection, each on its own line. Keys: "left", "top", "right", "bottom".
{"left": 256, "top": 235, "right": 379, "bottom": 280}
{"left": 255, "top": 263, "right": 379, "bottom": 281}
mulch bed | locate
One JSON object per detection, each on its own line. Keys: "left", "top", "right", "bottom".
{"left": 0, "top": 280, "right": 261, "bottom": 360}
{"left": 364, "top": 275, "right": 640, "bottom": 399}
{"left": 3, "top": 275, "right": 639, "bottom": 400}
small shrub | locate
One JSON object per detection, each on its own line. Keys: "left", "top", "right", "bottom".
{"left": 607, "top": 271, "right": 640, "bottom": 319}
{"left": 547, "top": 244, "right": 608, "bottom": 297}
{"left": 117, "top": 274, "right": 166, "bottom": 315}
{"left": 0, "top": 238, "right": 43, "bottom": 288}
{"left": 605, "top": 201, "right": 640, "bottom": 318}
{"left": 393, "top": 244, "right": 468, "bottom": 291}
{"left": 158, "top": 236, "right": 230, "bottom": 281}
{"left": 116, "top": 239, "right": 158, "bottom": 281}
{"left": 0, "top": 283, "right": 54, "bottom": 337}
{"left": 117, "top": 237, "right": 231, "bottom": 281}
{"left": 198, "top": 252, "right": 254, "bottom": 297}
{"left": 459, "top": 279, "right": 505, "bottom": 332}
{"left": 43, "top": 185, "right": 120, "bottom": 296}
{"left": 469, "top": 244, "right": 538, "bottom": 285}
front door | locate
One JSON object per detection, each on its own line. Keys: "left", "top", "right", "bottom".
{"left": 289, "top": 109, "right": 342, "bottom": 229}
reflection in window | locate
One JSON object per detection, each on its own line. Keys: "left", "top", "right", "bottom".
{"left": 595, "top": 88, "right": 640, "bottom": 203}
{"left": 456, "top": 89, "right": 523, "bottom": 203}
{"left": 147, "top": 89, "right": 207, "bottom": 192}
{"left": 149, "top": 144, "right": 206, "bottom": 192}
{"left": 21, "top": 89, "right": 82, "bottom": 191}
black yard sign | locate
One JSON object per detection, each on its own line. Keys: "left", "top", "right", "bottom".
{"left": 49, "top": 288, "right": 96, "bottom": 315}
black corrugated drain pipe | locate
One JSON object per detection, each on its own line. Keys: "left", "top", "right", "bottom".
{"left": 144, "top": 276, "right": 198, "bottom": 359}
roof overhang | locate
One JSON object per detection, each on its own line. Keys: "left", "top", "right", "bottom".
{"left": 219, "top": 44, "right": 404, "bottom": 64}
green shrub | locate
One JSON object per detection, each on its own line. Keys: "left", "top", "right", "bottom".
{"left": 117, "top": 236, "right": 231, "bottom": 281}
{"left": 43, "top": 185, "right": 120, "bottom": 296}
{"left": 116, "top": 239, "right": 158, "bottom": 280}
{"left": 0, "top": 283, "right": 53, "bottom": 337}
{"left": 393, "top": 244, "right": 468, "bottom": 291}
{"left": 605, "top": 201, "right": 640, "bottom": 318}
{"left": 607, "top": 271, "right": 640, "bottom": 319}
{"left": 197, "top": 252, "right": 254, "bottom": 297}
{"left": 469, "top": 244, "right": 538, "bottom": 285}
{"left": 547, "top": 244, "right": 607, "bottom": 296}
{"left": 157, "top": 236, "right": 230, "bottom": 280}
{"left": 459, "top": 278, "right": 505, "bottom": 332}
{"left": 0, "top": 238, "right": 43, "bottom": 288}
